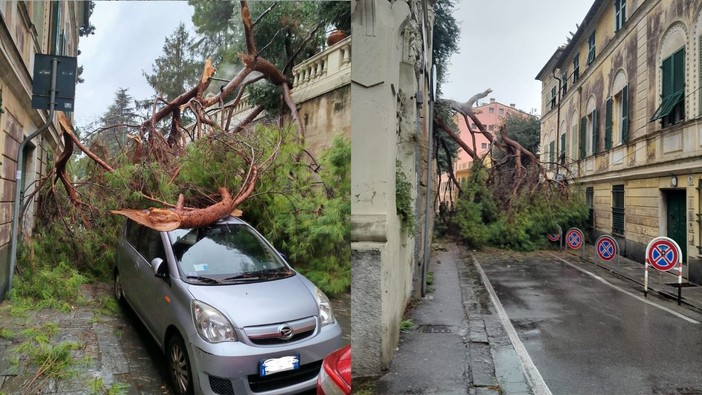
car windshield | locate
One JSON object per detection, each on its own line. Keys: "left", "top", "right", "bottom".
{"left": 168, "top": 223, "right": 292, "bottom": 284}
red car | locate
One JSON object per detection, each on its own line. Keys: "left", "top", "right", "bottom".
{"left": 317, "top": 345, "right": 351, "bottom": 395}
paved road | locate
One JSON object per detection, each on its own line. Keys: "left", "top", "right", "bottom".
{"left": 475, "top": 249, "right": 702, "bottom": 395}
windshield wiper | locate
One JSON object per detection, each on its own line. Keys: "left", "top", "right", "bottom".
{"left": 222, "top": 273, "right": 261, "bottom": 282}
{"left": 186, "top": 275, "right": 221, "bottom": 284}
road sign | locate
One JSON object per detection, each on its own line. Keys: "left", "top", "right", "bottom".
{"left": 596, "top": 235, "right": 617, "bottom": 261}
{"left": 548, "top": 225, "right": 562, "bottom": 242}
{"left": 646, "top": 237, "right": 680, "bottom": 272}
{"left": 566, "top": 228, "right": 584, "bottom": 250}
{"left": 31, "top": 54, "right": 77, "bottom": 112}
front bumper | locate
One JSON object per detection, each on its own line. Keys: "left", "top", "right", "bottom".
{"left": 189, "top": 322, "right": 343, "bottom": 395}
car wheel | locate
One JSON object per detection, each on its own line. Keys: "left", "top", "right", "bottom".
{"left": 114, "top": 271, "right": 124, "bottom": 303}
{"left": 167, "top": 333, "right": 194, "bottom": 394}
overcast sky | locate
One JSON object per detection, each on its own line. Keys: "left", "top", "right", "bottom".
{"left": 442, "top": 0, "right": 594, "bottom": 115}
{"left": 74, "top": 1, "right": 194, "bottom": 127}
{"left": 74, "top": 1, "right": 595, "bottom": 127}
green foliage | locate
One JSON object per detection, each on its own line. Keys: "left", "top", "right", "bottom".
{"left": 144, "top": 23, "right": 203, "bottom": 101}
{"left": 89, "top": 377, "right": 130, "bottom": 395}
{"left": 190, "top": 1, "right": 348, "bottom": 72}
{"left": 396, "top": 160, "right": 416, "bottom": 236}
{"left": 448, "top": 164, "right": 589, "bottom": 251}
{"left": 502, "top": 112, "right": 541, "bottom": 156}
{"left": 241, "top": 133, "right": 351, "bottom": 295}
{"left": 399, "top": 319, "right": 414, "bottom": 332}
{"left": 432, "top": 0, "right": 460, "bottom": 95}
{"left": 92, "top": 88, "right": 139, "bottom": 159}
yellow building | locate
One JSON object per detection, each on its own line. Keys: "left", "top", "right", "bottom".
{"left": 0, "top": 1, "right": 90, "bottom": 297}
{"left": 537, "top": 0, "right": 702, "bottom": 282}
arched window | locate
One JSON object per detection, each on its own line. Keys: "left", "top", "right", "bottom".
{"left": 652, "top": 22, "right": 687, "bottom": 127}
{"left": 580, "top": 96, "right": 599, "bottom": 157}
{"left": 605, "top": 70, "right": 629, "bottom": 147}
{"left": 571, "top": 111, "right": 579, "bottom": 161}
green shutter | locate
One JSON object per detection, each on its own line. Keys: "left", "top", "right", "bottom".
{"left": 561, "top": 133, "right": 566, "bottom": 161}
{"left": 673, "top": 48, "right": 685, "bottom": 94}
{"left": 621, "top": 85, "right": 629, "bottom": 143}
{"left": 662, "top": 55, "right": 673, "bottom": 99}
{"left": 549, "top": 141, "right": 555, "bottom": 164}
{"left": 580, "top": 117, "right": 586, "bottom": 159}
{"left": 592, "top": 109, "right": 599, "bottom": 154}
{"left": 605, "top": 97, "right": 613, "bottom": 149}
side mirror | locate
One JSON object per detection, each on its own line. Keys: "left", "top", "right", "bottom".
{"left": 151, "top": 257, "right": 165, "bottom": 277}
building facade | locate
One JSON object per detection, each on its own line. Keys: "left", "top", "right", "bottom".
{"left": 537, "top": 0, "right": 702, "bottom": 282}
{"left": 0, "top": 1, "right": 89, "bottom": 298}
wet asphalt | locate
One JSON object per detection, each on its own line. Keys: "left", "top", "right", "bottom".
{"left": 476, "top": 249, "right": 702, "bottom": 395}
{"left": 0, "top": 283, "right": 350, "bottom": 394}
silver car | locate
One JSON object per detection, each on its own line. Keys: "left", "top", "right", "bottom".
{"left": 114, "top": 216, "right": 343, "bottom": 394}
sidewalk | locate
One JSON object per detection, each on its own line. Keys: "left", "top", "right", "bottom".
{"left": 375, "top": 243, "right": 531, "bottom": 395}
{"left": 554, "top": 243, "right": 702, "bottom": 312}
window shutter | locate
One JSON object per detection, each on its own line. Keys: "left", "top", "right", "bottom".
{"left": 580, "top": 117, "right": 586, "bottom": 159}
{"left": 673, "top": 48, "right": 685, "bottom": 94}
{"left": 561, "top": 133, "right": 566, "bottom": 161}
{"left": 622, "top": 85, "right": 629, "bottom": 143}
{"left": 605, "top": 97, "right": 613, "bottom": 149}
{"left": 662, "top": 55, "right": 673, "bottom": 99}
{"left": 549, "top": 141, "right": 555, "bottom": 164}
{"left": 593, "top": 109, "right": 599, "bottom": 154}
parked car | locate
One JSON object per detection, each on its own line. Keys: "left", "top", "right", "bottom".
{"left": 316, "top": 345, "right": 351, "bottom": 395}
{"left": 114, "top": 216, "right": 343, "bottom": 395}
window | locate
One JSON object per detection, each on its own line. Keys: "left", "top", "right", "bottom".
{"left": 481, "top": 143, "right": 488, "bottom": 149}
{"left": 489, "top": 107, "right": 494, "bottom": 113}
{"left": 549, "top": 141, "right": 555, "bottom": 168}
{"left": 587, "top": 31, "right": 596, "bottom": 65}
{"left": 615, "top": 0, "right": 626, "bottom": 32}
{"left": 562, "top": 69, "right": 568, "bottom": 96}
{"left": 573, "top": 55, "right": 580, "bottom": 83}
{"left": 488, "top": 124, "right": 494, "bottom": 131}
{"left": 651, "top": 48, "right": 685, "bottom": 127}
{"left": 499, "top": 108, "right": 504, "bottom": 115}
{"left": 612, "top": 185, "right": 625, "bottom": 234}
{"left": 580, "top": 107, "right": 599, "bottom": 157}
{"left": 560, "top": 133, "right": 566, "bottom": 163}
{"left": 550, "top": 86, "right": 557, "bottom": 110}
{"left": 471, "top": 124, "right": 477, "bottom": 131}
{"left": 586, "top": 187, "right": 594, "bottom": 228}
{"left": 606, "top": 85, "right": 630, "bottom": 147}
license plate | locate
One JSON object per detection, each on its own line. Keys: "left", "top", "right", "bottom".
{"left": 259, "top": 354, "right": 300, "bottom": 377}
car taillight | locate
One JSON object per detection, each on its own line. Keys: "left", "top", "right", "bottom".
{"left": 317, "top": 346, "right": 351, "bottom": 395}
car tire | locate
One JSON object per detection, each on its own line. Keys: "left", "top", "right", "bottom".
{"left": 114, "top": 271, "right": 124, "bottom": 303}
{"left": 167, "top": 333, "right": 194, "bottom": 395}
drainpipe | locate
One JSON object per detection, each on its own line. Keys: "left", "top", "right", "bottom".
{"left": 552, "top": 69, "right": 562, "bottom": 177}
{"left": 421, "top": 65, "right": 436, "bottom": 297}
{"left": 8, "top": 57, "right": 58, "bottom": 296}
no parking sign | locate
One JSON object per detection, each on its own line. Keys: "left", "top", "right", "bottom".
{"left": 644, "top": 237, "right": 683, "bottom": 305}
{"left": 566, "top": 228, "right": 584, "bottom": 250}
{"left": 595, "top": 235, "right": 618, "bottom": 262}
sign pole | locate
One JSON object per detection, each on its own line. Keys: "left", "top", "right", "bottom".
{"left": 644, "top": 258, "right": 648, "bottom": 297}
{"left": 677, "top": 259, "right": 682, "bottom": 306}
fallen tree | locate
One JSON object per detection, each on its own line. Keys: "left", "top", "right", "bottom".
{"left": 49, "top": 0, "right": 309, "bottom": 231}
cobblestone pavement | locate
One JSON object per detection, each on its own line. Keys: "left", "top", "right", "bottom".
{"left": 0, "top": 283, "right": 350, "bottom": 394}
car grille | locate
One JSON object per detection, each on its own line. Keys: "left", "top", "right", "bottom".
{"left": 248, "top": 360, "right": 322, "bottom": 393}
{"left": 208, "top": 375, "right": 235, "bottom": 395}
{"left": 244, "top": 316, "right": 317, "bottom": 346}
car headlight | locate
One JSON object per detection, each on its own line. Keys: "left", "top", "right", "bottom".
{"left": 315, "top": 287, "right": 336, "bottom": 326}
{"left": 192, "top": 300, "right": 237, "bottom": 343}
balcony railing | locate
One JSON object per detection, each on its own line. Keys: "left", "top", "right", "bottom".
{"left": 291, "top": 36, "right": 351, "bottom": 102}
{"left": 229, "top": 36, "right": 351, "bottom": 119}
